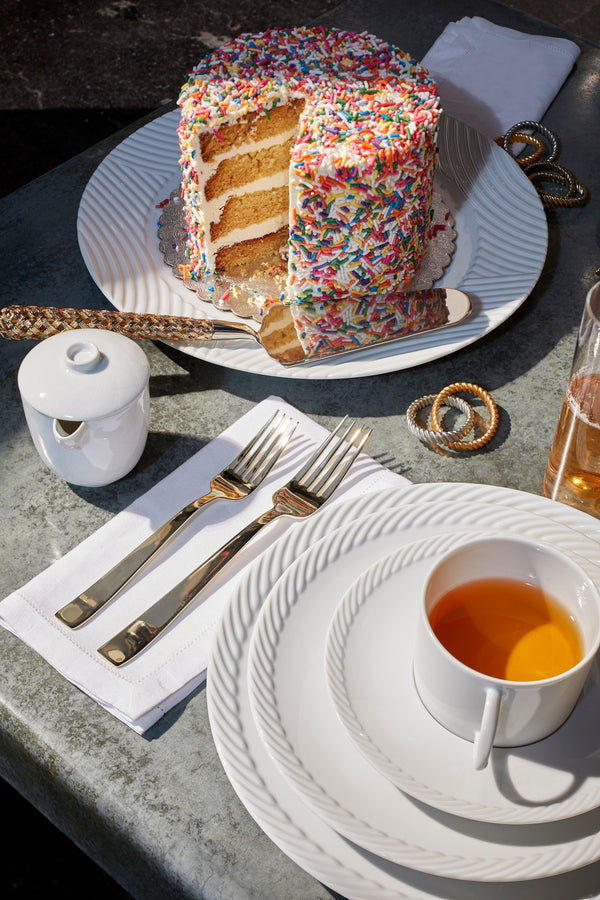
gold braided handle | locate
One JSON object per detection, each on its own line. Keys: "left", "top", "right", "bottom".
{"left": 0, "top": 305, "right": 216, "bottom": 342}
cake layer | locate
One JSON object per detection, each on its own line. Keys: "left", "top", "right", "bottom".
{"left": 197, "top": 99, "right": 305, "bottom": 163}
{"left": 215, "top": 227, "right": 289, "bottom": 273}
{"left": 200, "top": 170, "right": 289, "bottom": 227}
{"left": 205, "top": 137, "right": 296, "bottom": 202}
{"left": 212, "top": 215, "right": 288, "bottom": 256}
{"left": 210, "top": 185, "right": 289, "bottom": 243}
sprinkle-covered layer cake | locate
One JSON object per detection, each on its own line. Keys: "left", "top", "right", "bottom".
{"left": 177, "top": 27, "right": 442, "bottom": 360}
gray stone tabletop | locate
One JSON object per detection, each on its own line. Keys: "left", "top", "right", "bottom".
{"left": 0, "top": 0, "right": 599, "bottom": 897}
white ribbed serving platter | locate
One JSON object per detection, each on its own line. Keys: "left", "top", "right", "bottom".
{"left": 77, "top": 110, "right": 547, "bottom": 379}
{"left": 208, "top": 483, "right": 600, "bottom": 900}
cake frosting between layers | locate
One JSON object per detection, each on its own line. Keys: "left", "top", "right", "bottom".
{"left": 177, "top": 27, "right": 441, "bottom": 359}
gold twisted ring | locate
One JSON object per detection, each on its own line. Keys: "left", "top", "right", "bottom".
{"left": 406, "top": 394, "right": 475, "bottom": 447}
{"left": 524, "top": 160, "right": 589, "bottom": 208}
{"left": 502, "top": 120, "right": 559, "bottom": 162}
{"left": 496, "top": 122, "right": 588, "bottom": 208}
{"left": 495, "top": 131, "right": 546, "bottom": 168}
{"left": 430, "top": 382, "right": 499, "bottom": 451}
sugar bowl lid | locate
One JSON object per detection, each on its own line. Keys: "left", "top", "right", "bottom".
{"left": 18, "top": 328, "right": 150, "bottom": 420}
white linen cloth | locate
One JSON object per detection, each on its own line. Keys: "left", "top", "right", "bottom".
{"left": 0, "top": 397, "right": 406, "bottom": 733}
{"left": 422, "top": 16, "right": 581, "bottom": 139}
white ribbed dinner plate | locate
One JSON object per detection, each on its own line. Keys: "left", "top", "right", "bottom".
{"left": 208, "top": 483, "right": 600, "bottom": 899}
{"left": 77, "top": 110, "right": 547, "bottom": 379}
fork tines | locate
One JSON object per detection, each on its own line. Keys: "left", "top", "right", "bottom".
{"left": 230, "top": 410, "right": 297, "bottom": 483}
{"left": 295, "top": 416, "right": 372, "bottom": 499}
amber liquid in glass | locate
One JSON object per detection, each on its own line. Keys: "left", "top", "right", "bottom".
{"left": 544, "top": 373, "right": 600, "bottom": 516}
{"left": 429, "top": 577, "right": 582, "bottom": 681}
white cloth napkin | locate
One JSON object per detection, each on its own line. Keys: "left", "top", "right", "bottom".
{"left": 0, "top": 397, "right": 406, "bottom": 733}
{"left": 422, "top": 16, "right": 581, "bottom": 139}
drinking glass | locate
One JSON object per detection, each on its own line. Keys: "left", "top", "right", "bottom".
{"left": 544, "top": 282, "right": 600, "bottom": 516}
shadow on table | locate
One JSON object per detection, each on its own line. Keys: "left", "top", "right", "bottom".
{"left": 1, "top": 108, "right": 154, "bottom": 198}
{"left": 0, "top": 776, "right": 133, "bottom": 898}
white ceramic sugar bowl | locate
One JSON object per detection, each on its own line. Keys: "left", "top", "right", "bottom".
{"left": 18, "top": 328, "right": 150, "bottom": 487}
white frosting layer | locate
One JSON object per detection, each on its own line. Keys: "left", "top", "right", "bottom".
{"left": 199, "top": 170, "right": 290, "bottom": 223}
{"left": 211, "top": 213, "right": 288, "bottom": 251}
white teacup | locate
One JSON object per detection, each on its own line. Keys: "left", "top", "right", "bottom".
{"left": 413, "top": 535, "right": 600, "bottom": 770}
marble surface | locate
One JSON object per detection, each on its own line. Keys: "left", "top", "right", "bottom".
{"left": 1, "top": 0, "right": 599, "bottom": 897}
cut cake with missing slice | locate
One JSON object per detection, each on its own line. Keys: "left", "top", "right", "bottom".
{"left": 177, "top": 27, "right": 443, "bottom": 360}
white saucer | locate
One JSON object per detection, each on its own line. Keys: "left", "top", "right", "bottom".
{"left": 325, "top": 532, "right": 600, "bottom": 825}
{"left": 247, "top": 502, "right": 600, "bottom": 880}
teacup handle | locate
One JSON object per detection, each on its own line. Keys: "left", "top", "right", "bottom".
{"left": 473, "top": 686, "right": 502, "bottom": 770}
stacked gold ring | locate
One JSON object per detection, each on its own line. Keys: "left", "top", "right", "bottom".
{"left": 496, "top": 120, "right": 588, "bottom": 209}
{"left": 524, "top": 161, "right": 589, "bottom": 208}
{"left": 501, "top": 120, "right": 559, "bottom": 162}
{"left": 495, "top": 132, "right": 546, "bottom": 168}
{"left": 431, "top": 383, "right": 499, "bottom": 450}
{"left": 407, "top": 383, "right": 499, "bottom": 451}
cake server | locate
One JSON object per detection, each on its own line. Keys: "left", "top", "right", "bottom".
{"left": 0, "top": 290, "right": 471, "bottom": 366}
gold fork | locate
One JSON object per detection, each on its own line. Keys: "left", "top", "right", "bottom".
{"left": 55, "top": 410, "right": 297, "bottom": 628}
{"left": 98, "top": 416, "right": 372, "bottom": 665}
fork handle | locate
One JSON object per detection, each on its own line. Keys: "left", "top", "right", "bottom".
{"left": 55, "top": 493, "right": 220, "bottom": 628}
{"left": 98, "top": 509, "right": 281, "bottom": 665}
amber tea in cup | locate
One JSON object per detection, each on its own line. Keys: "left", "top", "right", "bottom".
{"left": 428, "top": 576, "right": 583, "bottom": 682}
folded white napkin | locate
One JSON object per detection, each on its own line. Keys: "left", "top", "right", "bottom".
{"left": 422, "top": 16, "right": 580, "bottom": 138}
{"left": 0, "top": 397, "right": 406, "bottom": 733}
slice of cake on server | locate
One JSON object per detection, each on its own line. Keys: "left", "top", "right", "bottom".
{"left": 177, "top": 27, "right": 446, "bottom": 361}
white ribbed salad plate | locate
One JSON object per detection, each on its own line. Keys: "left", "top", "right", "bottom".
{"left": 208, "top": 483, "right": 600, "bottom": 899}
{"left": 77, "top": 109, "right": 547, "bottom": 380}
{"left": 324, "top": 534, "right": 600, "bottom": 827}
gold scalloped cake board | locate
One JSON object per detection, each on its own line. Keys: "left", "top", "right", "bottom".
{"left": 158, "top": 184, "right": 456, "bottom": 324}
